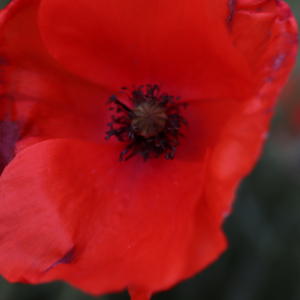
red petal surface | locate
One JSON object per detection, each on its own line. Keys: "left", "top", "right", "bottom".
{"left": 0, "top": 139, "right": 226, "bottom": 295}
{"left": 206, "top": 0, "right": 298, "bottom": 223}
{"left": 37, "top": 0, "right": 254, "bottom": 100}
{"left": 0, "top": 0, "right": 114, "bottom": 162}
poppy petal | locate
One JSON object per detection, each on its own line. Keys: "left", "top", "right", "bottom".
{"left": 37, "top": 0, "right": 254, "bottom": 100}
{"left": 128, "top": 287, "right": 151, "bottom": 300}
{"left": 206, "top": 0, "right": 298, "bottom": 223}
{"left": 0, "top": 0, "right": 114, "bottom": 157}
{"left": 0, "top": 139, "right": 226, "bottom": 295}
{"left": 229, "top": 0, "right": 293, "bottom": 76}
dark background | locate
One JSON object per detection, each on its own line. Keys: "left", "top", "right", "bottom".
{"left": 0, "top": 0, "right": 299, "bottom": 299}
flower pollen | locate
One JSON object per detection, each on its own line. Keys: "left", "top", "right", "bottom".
{"left": 106, "top": 84, "right": 188, "bottom": 162}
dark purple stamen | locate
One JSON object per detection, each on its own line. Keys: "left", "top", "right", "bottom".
{"left": 105, "top": 84, "right": 188, "bottom": 162}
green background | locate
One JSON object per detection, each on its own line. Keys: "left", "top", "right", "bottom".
{"left": 0, "top": 1, "right": 299, "bottom": 299}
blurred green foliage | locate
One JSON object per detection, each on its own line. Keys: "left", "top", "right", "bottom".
{"left": 0, "top": 0, "right": 299, "bottom": 299}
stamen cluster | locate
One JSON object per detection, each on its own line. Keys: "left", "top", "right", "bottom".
{"left": 106, "top": 84, "right": 188, "bottom": 162}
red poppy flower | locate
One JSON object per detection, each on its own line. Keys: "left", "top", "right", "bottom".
{"left": 0, "top": 0, "right": 297, "bottom": 299}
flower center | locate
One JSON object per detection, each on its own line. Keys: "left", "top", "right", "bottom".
{"left": 105, "top": 84, "right": 188, "bottom": 162}
{"left": 131, "top": 101, "right": 167, "bottom": 138}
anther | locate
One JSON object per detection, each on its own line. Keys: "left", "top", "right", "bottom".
{"left": 106, "top": 84, "right": 188, "bottom": 162}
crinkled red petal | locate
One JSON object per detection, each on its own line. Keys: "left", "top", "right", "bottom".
{"left": 206, "top": 0, "right": 298, "bottom": 223}
{"left": 37, "top": 0, "right": 254, "bottom": 100}
{"left": 0, "top": 139, "right": 226, "bottom": 295}
{"left": 0, "top": 0, "right": 113, "bottom": 167}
